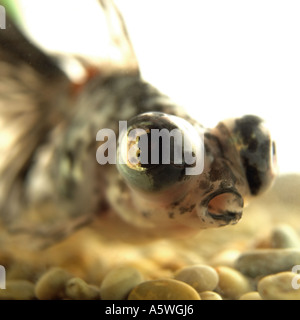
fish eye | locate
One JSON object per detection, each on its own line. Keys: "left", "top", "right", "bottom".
{"left": 117, "top": 112, "right": 200, "bottom": 192}
{"left": 232, "top": 115, "right": 277, "bottom": 196}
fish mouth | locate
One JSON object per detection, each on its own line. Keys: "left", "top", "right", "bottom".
{"left": 201, "top": 188, "right": 244, "bottom": 226}
{"left": 207, "top": 210, "right": 243, "bottom": 225}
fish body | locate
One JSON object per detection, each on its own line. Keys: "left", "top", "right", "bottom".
{"left": 0, "top": 1, "right": 276, "bottom": 247}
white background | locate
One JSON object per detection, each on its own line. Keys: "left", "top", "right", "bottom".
{"left": 15, "top": 0, "right": 300, "bottom": 174}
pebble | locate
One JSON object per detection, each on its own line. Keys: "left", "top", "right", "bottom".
{"left": 128, "top": 279, "right": 201, "bottom": 300}
{"left": 209, "top": 249, "right": 240, "bottom": 268}
{"left": 215, "top": 266, "right": 251, "bottom": 300}
{"left": 174, "top": 265, "right": 219, "bottom": 293}
{"left": 0, "top": 280, "right": 35, "bottom": 300}
{"left": 271, "top": 224, "right": 300, "bottom": 249}
{"left": 239, "top": 291, "right": 262, "bottom": 300}
{"left": 258, "top": 272, "right": 300, "bottom": 300}
{"left": 99, "top": 266, "right": 143, "bottom": 300}
{"left": 235, "top": 248, "right": 300, "bottom": 277}
{"left": 34, "top": 267, "right": 72, "bottom": 300}
{"left": 65, "top": 277, "right": 100, "bottom": 300}
{"left": 199, "top": 291, "right": 222, "bottom": 300}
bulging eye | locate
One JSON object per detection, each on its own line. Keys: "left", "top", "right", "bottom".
{"left": 232, "top": 115, "right": 277, "bottom": 196}
{"left": 215, "top": 115, "right": 277, "bottom": 197}
{"left": 117, "top": 112, "right": 202, "bottom": 193}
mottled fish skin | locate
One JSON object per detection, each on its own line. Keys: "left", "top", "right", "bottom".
{"left": 22, "top": 73, "right": 276, "bottom": 240}
{"left": 0, "top": 1, "right": 277, "bottom": 247}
